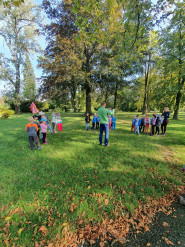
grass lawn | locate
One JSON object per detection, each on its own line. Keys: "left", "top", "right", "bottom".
{"left": 0, "top": 112, "right": 184, "bottom": 246}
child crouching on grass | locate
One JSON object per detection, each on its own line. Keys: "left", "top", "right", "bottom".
{"left": 25, "top": 117, "right": 43, "bottom": 150}
{"left": 40, "top": 119, "right": 48, "bottom": 144}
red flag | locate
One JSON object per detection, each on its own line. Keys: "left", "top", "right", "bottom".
{"left": 30, "top": 102, "right": 39, "bottom": 114}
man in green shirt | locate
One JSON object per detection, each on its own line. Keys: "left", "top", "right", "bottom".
{"left": 98, "top": 102, "right": 114, "bottom": 146}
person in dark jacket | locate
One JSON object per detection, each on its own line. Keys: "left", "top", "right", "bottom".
{"left": 85, "top": 113, "right": 91, "bottom": 131}
{"left": 162, "top": 107, "right": 170, "bottom": 135}
{"left": 139, "top": 115, "right": 145, "bottom": 133}
{"left": 155, "top": 114, "right": 161, "bottom": 135}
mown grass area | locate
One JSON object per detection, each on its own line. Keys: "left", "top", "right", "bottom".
{"left": 0, "top": 112, "right": 184, "bottom": 246}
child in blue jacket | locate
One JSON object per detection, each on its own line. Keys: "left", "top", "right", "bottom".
{"left": 112, "top": 116, "right": 116, "bottom": 130}
{"left": 134, "top": 115, "right": 141, "bottom": 135}
{"left": 91, "top": 113, "right": 96, "bottom": 131}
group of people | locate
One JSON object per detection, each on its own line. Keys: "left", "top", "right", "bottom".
{"left": 25, "top": 103, "right": 171, "bottom": 150}
{"left": 131, "top": 107, "right": 170, "bottom": 136}
{"left": 25, "top": 111, "right": 63, "bottom": 150}
{"left": 85, "top": 111, "right": 117, "bottom": 131}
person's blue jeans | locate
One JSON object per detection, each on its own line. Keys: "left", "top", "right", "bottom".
{"left": 99, "top": 124, "right": 109, "bottom": 146}
{"left": 134, "top": 125, "right": 140, "bottom": 135}
{"left": 112, "top": 122, "right": 116, "bottom": 130}
{"left": 47, "top": 124, "right": 53, "bottom": 134}
{"left": 86, "top": 123, "right": 89, "bottom": 130}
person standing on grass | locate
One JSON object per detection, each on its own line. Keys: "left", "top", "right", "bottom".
{"left": 112, "top": 115, "right": 116, "bottom": 130}
{"left": 40, "top": 119, "right": 48, "bottom": 144}
{"left": 25, "top": 117, "right": 43, "bottom": 150}
{"left": 155, "top": 114, "right": 161, "bottom": 135}
{"left": 91, "top": 113, "right": 96, "bottom": 131}
{"left": 134, "top": 115, "right": 141, "bottom": 135}
{"left": 150, "top": 114, "right": 156, "bottom": 136}
{"left": 144, "top": 115, "right": 150, "bottom": 134}
{"left": 51, "top": 113, "right": 57, "bottom": 133}
{"left": 96, "top": 114, "right": 100, "bottom": 129}
{"left": 162, "top": 107, "right": 170, "bottom": 135}
{"left": 131, "top": 116, "right": 136, "bottom": 132}
{"left": 98, "top": 102, "right": 114, "bottom": 147}
{"left": 139, "top": 114, "right": 145, "bottom": 133}
{"left": 56, "top": 112, "right": 63, "bottom": 131}
{"left": 85, "top": 113, "right": 91, "bottom": 131}
{"left": 161, "top": 115, "right": 164, "bottom": 134}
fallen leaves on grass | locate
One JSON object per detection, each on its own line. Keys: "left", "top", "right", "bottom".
{"left": 39, "top": 225, "right": 48, "bottom": 236}
{"left": 162, "top": 222, "right": 169, "bottom": 227}
{"left": 162, "top": 237, "right": 174, "bottom": 245}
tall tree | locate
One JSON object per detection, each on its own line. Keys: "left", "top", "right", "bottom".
{"left": 0, "top": 0, "right": 40, "bottom": 113}
{"left": 159, "top": 1, "right": 185, "bottom": 119}
{"left": 22, "top": 53, "right": 36, "bottom": 101}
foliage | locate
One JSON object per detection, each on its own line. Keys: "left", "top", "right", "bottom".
{"left": 0, "top": 99, "right": 14, "bottom": 119}
{"left": 1, "top": 0, "right": 24, "bottom": 8}
{"left": 0, "top": 0, "right": 40, "bottom": 113}
{"left": 22, "top": 53, "right": 36, "bottom": 101}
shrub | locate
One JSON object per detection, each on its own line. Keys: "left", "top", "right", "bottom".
{"left": 0, "top": 109, "right": 15, "bottom": 119}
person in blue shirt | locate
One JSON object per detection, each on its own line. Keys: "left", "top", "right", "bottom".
{"left": 96, "top": 114, "right": 100, "bottom": 129}
{"left": 91, "top": 113, "right": 97, "bottom": 131}
{"left": 131, "top": 116, "right": 136, "bottom": 132}
{"left": 134, "top": 115, "right": 141, "bottom": 135}
{"left": 112, "top": 116, "right": 116, "bottom": 130}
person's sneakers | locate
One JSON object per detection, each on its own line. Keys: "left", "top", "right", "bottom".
{"left": 43, "top": 143, "right": 47, "bottom": 145}
{"left": 37, "top": 146, "right": 43, "bottom": 149}
{"left": 105, "top": 145, "right": 110, "bottom": 147}
{"left": 31, "top": 148, "right": 35, "bottom": 150}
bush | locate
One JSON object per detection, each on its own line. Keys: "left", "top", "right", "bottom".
{"left": 0, "top": 109, "right": 15, "bottom": 119}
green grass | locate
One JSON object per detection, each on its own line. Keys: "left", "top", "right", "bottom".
{"left": 0, "top": 112, "right": 184, "bottom": 246}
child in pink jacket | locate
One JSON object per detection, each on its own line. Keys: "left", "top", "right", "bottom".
{"left": 40, "top": 119, "right": 48, "bottom": 144}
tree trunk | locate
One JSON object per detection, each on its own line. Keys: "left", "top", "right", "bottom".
{"left": 14, "top": 17, "right": 21, "bottom": 114}
{"left": 173, "top": 91, "right": 181, "bottom": 120}
{"left": 142, "top": 57, "right": 150, "bottom": 114}
{"left": 71, "top": 81, "right": 77, "bottom": 113}
{"left": 114, "top": 81, "right": 118, "bottom": 109}
{"left": 15, "top": 62, "right": 21, "bottom": 114}
{"left": 86, "top": 84, "right": 91, "bottom": 114}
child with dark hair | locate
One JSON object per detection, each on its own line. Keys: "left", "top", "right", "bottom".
{"left": 33, "top": 115, "right": 40, "bottom": 138}
{"left": 139, "top": 115, "right": 145, "bottom": 133}
{"left": 155, "top": 114, "right": 161, "bottom": 135}
{"left": 85, "top": 113, "right": 90, "bottom": 131}
{"left": 91, "top": 113, "right": 96, "bottom": 131}
{"left": 162, "top": 107, "right": 170, "bottom": 135}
